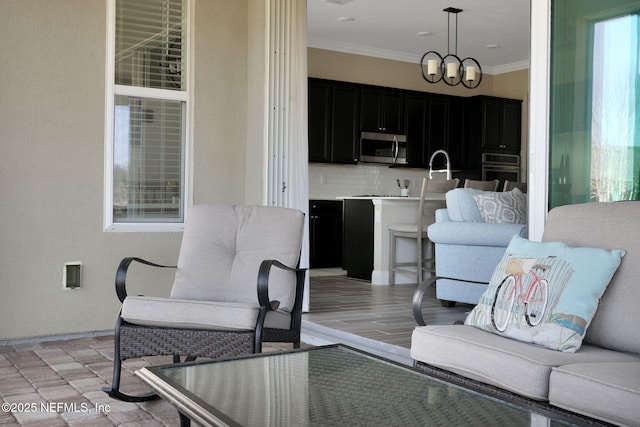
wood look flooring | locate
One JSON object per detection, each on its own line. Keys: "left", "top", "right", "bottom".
{"left": 302, "top": 273, "right": 474, "bottom": 365}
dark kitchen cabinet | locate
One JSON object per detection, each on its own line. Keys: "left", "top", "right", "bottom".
{"left": 360, "top": 87, "right": 405, "bottom": 134}
{"left": 470, "top": 96, "right": 522, "bottom": 154}
{"left": 424, "top": 95, "right": 469, "bottom": 171}
{"left": 309, "top": 200, "right": 343, "bottom": 268}
{"left": 308, "top": 80, "right": 332, "bottom": 162}
{"left": 405, "top": 93, "right": 468, "bottom": 170}
{"left": 424, "top": 95, "right": 451, "bottom": 168}
{"left": 342, "top": 198, "right": 374, "bottom": 281}
{"left": 308, "top": 79, "right": 360, "bottom": 164}
{"left": 448, "top": 96, "right": 468, "bottom": 169}
{"left": 500, "top": 101, "right": 522, "bottom": 151}
{"left": 332, "top": 84, "right": 361, "bottom": 163}
{"left": 395, "top": 91, "right": 467, "bottom": 170}
{"left": 404, "top": 92, "right": 428, "bottom": 167}
{"left": 308, "top": 79, "right": 519, "bottom": 172}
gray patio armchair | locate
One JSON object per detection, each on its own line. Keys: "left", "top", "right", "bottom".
{"left": 103, "top": 204, "right": 306, "bottom": 402}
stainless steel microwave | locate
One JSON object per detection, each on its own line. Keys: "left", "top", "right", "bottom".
{"left": 359, "top": 132, "right": 408, "bottom": 165}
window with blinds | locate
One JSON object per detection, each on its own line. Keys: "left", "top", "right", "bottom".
{"left": 107, "top": 0, "right": 188, "bottom": 226}
{"left": 115, "top": 0, "right": 184, "bottom": 91}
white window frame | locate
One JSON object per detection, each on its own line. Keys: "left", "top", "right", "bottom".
{"left": 528, "top": 0, "right": 551, "bottom": 241}
{"left": 104, "top": 0, "right": 193, "bottom": 232}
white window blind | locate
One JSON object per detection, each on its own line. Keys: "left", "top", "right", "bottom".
{"left": 115, "top": 0, "right": 184, "bottom": 91}
{"left": 107, "top": 0, "right": 188, "bottom": 227}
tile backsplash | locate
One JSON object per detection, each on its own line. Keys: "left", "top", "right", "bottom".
{"left": 309, "top": 163, "right": 441, "bottom": 199}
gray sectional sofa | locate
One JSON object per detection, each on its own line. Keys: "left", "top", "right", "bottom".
{"left": 412, "top": 202, "right": 640, "bottom": 426}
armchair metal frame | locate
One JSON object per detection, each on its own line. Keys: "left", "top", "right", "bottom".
{"left": 103, "top": 256, "right": 306, "bottom": 403}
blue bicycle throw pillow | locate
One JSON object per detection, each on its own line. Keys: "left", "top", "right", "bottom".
{"left": 465, "top": 235, "right": 625, "bottom": 352}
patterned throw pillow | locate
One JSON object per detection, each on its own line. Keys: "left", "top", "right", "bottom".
{"left": 473, "top": 188, "right": 527, "bottom": 224}
{"left": 464, "top": 236, "right": 625, "bottom": 352}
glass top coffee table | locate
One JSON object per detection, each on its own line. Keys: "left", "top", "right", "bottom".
{"left": 136, "top": 344, "right": 579, "bottom": 426}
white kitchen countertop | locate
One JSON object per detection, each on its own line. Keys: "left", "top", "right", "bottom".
{"left": 338, "top": 194, "right": 445, "bottom": 201}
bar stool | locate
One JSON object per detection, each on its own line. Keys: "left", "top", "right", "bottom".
{"left": 463, "top": 179, "right": 500, "bottom": 191}
{"left": 503, "top": 180, "right": 527, "bottom": 192}
{"left": 388, "top": 177, "right": 459, "bottom": 285}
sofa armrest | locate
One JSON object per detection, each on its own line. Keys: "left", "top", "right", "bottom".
{"left": 428, "top": 222, "right": 527, "bottom": 247}
{"left": 434, "top": 208, "right": 451, "bottom": 223}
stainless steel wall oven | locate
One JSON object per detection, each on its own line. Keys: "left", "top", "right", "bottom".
{"left": 482, "top": 153, "right": 521, "bottom": 183}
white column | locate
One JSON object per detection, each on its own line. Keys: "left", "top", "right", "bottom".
{"left": 528, "top": 0, "right": 551, "bottom": 241}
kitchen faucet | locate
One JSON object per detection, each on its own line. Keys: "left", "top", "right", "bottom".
{"left": 428, "top": 149, "right": 452, "bottom": 180}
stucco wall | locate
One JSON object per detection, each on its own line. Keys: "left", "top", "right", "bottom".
{"left": 0, "top": 0, "right": 249, "bottom": 340}
{"left": 0, "top": 0, "right": 528, "bottom": 341}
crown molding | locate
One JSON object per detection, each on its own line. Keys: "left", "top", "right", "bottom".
{"left": 491, "top": 60, "right": 530, "bottom": 74}
{"left": 308, "top": 37, "right": 529, "bottom": 75}
{"left": 308, "top": 38, "right": 420, "bottom": 65}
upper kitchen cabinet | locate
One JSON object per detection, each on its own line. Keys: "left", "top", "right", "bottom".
{"left": 423, "top": 95, "right": 468, "bottom": 170}
{"left": 308, "top": 79, "right": 360, "bottom": 164}
{"left": 360, "top": 87, "right": 405, "bottom": 134}
{"left": 404, "top": 92, "right": 428, "bottom": 167}
{"left": 468, "top": 96, "right": 522, "bottom": 154}
{"left": 425, "top": 95, "right": 450, "bottom": 161}
{"left": 308, "top": 79, "right": 332, "bottom": 162}
{"left": 332, "top": 83, "right": 361, "bottom": 163}
{"left": 308, "top": 78, "right": 509, "bottom": 171}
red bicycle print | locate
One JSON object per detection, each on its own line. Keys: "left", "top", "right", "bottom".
{"left": 491, "top": 258, "right": 550, "bottom": 332}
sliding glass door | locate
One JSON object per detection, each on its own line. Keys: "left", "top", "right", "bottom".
{"left": 550, "top": 0, "right": 640, "bottom": 208}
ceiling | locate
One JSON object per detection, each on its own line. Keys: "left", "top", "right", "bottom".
{"left": 307, "top": 0, "right": 531, "bottom": 75}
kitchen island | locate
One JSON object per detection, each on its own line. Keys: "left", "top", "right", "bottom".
{"left": 341, "top": 194, "right": 446, "bottom": 285}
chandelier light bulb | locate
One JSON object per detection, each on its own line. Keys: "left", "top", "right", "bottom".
{"left": 447, "top": 62, "right": 457, "bottom": 79}
{"left": 466, "top": 65, "right": 476, "bottom": 81}
{"left": 427, "top": 59, "right": 438, "bottom": 76}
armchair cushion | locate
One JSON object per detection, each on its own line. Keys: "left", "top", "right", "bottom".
{"left": 122, "top": 296, "right": 292, "bottom": 331}
{"left": 170, "top": 205, "right": 304, "bottom": 312}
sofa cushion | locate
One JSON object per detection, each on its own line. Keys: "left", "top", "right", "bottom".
{"left": 122, "top": 296, "right": 292, "bottom": 331}
{"left": 473, "top": 188, "right": 527, "bottom": 224}
{"left": 465, "top": 236, "right": 624, "bottom": 352}
{"left": 445, "top": 188, "right": 485, "bottom": 222}
{"left": 410, "top": 325, "right": 640, "bottom": 401}
{"left": 549, "top": 361, "right": 640, "bottom": 426}
{"left": 542, "top": 201, "right": 640, "bottom": 354}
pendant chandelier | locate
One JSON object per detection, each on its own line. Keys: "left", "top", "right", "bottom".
{"left": 420, "top": 7, "right": 482, "bottom": 89}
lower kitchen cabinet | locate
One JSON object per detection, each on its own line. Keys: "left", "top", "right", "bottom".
{"left": 309, "top": 200, "right": 343, "bottom": 268}
{"left": 342, "top": 199, "right": 374, "bottom": 280}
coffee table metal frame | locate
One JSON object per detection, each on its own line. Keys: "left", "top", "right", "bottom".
{"left": 136, "top": 344, "right": 590, "bottom": 427}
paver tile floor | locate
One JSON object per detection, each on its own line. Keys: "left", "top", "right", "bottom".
{"left": 0, "top": 274, "right": 472, "bottom": 425}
